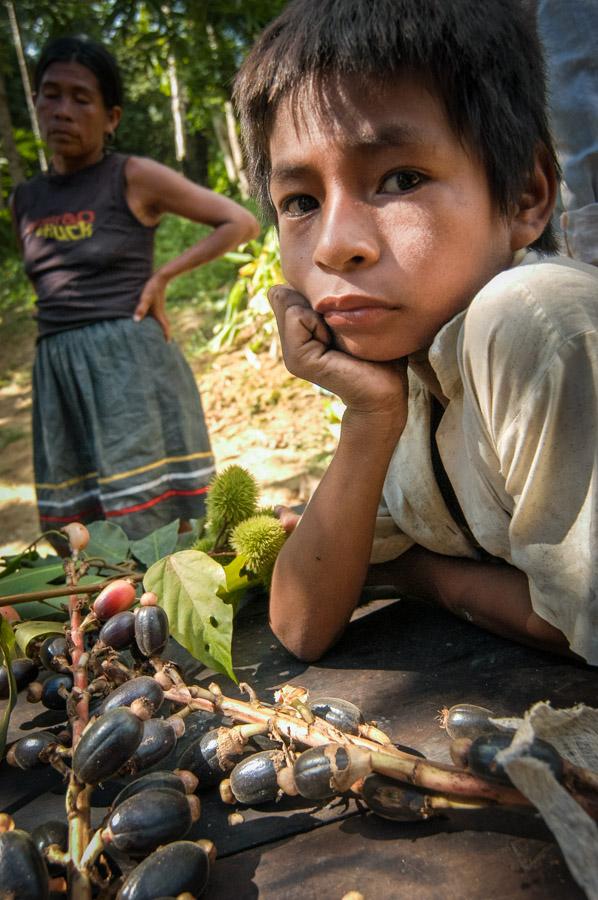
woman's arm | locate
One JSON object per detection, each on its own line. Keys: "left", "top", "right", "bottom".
{"left": 368, "top": 545, "right": 574, "bottom": 657}
{"left": 125, "top": 156, "right": 260, "bottom": 337}
{"left": 268, "top": 286, "right": 409, "bottom": 662}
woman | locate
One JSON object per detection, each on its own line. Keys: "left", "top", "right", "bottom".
{"left": 11, "top": 37, "right": 259, "bottom": 540}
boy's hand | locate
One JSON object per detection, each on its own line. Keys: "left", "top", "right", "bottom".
{"left": 269, "top": 285, "right": 408, "bottom": 419}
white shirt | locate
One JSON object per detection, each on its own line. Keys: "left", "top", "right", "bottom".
{"left": 372, "top": 251, "right": 598, "bottom": 664}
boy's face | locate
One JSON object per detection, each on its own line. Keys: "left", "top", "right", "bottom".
{"left": 269, "top": 74, "right": 518, "bottom": 361}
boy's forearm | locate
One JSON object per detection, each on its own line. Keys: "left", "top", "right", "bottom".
{"left": 369, "top": 546, "right": 573, "bottom": 657}
{"left": 269, "top": 409, "right": 404, "bottom": 661}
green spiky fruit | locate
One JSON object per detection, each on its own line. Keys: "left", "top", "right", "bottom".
{"left": 257, "top": 506, "right": 278, "bottom": 519}
{"left": 206, "top": 466, "right": 259, "bottom": 546}
{"left": 230, "top": 515, "right": 287, "bottom": 584}
{"left": 192, "top": 536, "right": 214, "bottom": 553}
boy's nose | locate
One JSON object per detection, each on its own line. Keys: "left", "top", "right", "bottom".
{"left": 313, "top": 200, "right": 380, "bottom": 272}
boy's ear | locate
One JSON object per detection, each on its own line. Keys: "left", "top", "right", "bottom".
{"left": 510, "top": 144, "right": 558, "bottom": 251}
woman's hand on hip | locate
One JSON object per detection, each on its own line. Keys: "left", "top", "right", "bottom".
{"left": 134, "top": 273, "right": 171, "bottom": 341}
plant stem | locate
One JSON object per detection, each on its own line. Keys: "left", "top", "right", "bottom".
{"left": 0, "top": 572, "right": 144, "bottom": 606}
{"left": 64, "top": 557, "right": 93, "bottom": 900}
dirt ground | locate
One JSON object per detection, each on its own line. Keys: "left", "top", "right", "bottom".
{"left": 0, "top": 305, "right": 336, "bottom": 556}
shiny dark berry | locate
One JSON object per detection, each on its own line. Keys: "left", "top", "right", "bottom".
{"left": 0, "top": 658, "right": 39, "bottom": 699}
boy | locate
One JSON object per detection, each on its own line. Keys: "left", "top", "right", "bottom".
{"left": 234, "top": 0, "right": 598, "bottom": 665}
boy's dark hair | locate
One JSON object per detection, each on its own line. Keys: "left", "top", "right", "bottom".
{"left": 35, "top": 36, "right": 123, "bottom": 110}
{"left": 234, "top": 0, "right": 559, "bottom": 253}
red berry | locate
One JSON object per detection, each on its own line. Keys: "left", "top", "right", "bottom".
{"left": 0, "top": 605, "right": 20, "bottom": 623}
{"left": 93, "top": 579, "right": 137, "bottom": 621}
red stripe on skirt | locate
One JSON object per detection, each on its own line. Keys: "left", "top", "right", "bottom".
{"left": 39, "top": 486, "right": 208, "bottom": 523}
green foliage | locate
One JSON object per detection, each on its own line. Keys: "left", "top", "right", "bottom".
{"left": 0, "top": 619, "right": 17, "bottom": 758}
{"left": 144, "top": 549, "right": 236, "bottom": 681}
{"left": 209, "top": 226, "right": 282, "bottom": 351}
{"left": 129, "top": 518, "right": 180, "bottom": 568}
{"left": 154, "top": 215, "right": 240, "bottom": 306}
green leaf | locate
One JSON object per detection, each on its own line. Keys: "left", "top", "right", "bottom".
{"left": 222, "top": 553, "right": 252, "bottom": 595}
{"left": 0, "top": 619, "right": 18, "bottom": 759}
{"left": 14, "top": 621, "right": 65, "bottom": 657}
{"left": 144, "top": 550, "right": 236, "bottom": 682}
{"left": 130, "top": 519, "right": 180, "bottom": 567}
{"left": 85, "top": 522, "right": 130, "bottom": 564}
{"left": 0, "top": 564, "right": 66, "bottom": 598}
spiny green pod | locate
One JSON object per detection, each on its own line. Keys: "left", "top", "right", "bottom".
{"left": 134, "top": 606, "right": 169, "bottom": 657}
{"left": 308, "top": 697, "right": 365, "bottom": 735}
{"left": 468, "top": 733, "right": 564, "bottom": 786}
{"left": 40, "top": 672, "right": 73, "bottom": 709}
{"left": 93, "top": 579, "right": 137, "bottom": 621}
{"left": 30, "top": 820, "right": 68, "bottom": 875}
{"left": 39, "top": 636, "right": 70, "bottom": 674}
{"left": 0, "top": 829, "right": 49, "bottom": 900}
{"left": 206, "top": 464, "right": 259, "bottom": 544}
{"left": 98, "top": 676, "right": 164, "bottom": 718}
{"left": 105, "top": 788, "right": 199, "bottom": 856}
{"left": 111, "top": 769, "right": 197, "bottom": 811}
{"left": 0, "top": 658, "right": 39, "bottom": 699}
{"left": 98, "top": 611, "right": 136, "bottom": 650}
{"left": 360, "top": 774, "right": 432, "bottom": 821}
{"left": 229, "top": 514, "right": 287, "bottom": 583}
{"left": 293, "top": 743, "right": 372, "bottom": 800}
{"left": 228, "top": 750, "right": 290, "bottom": 805}
{"left": 440, "top": 704, "right": 502, "bottom": 741}
{"left": 127, "top": 717, "right": 181, "bottom": 772}
{"left": 6, "top": 731, "right": 57, "bottom": 770}
{"left": 116, "top": 839, "right": 215, "bottom": 900}
{"left": 72, "top": 708, "right": 144, "bottom": 784}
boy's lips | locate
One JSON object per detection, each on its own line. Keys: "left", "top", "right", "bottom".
{"left": 315, "top": 294, "right": 397, "bottom": 328}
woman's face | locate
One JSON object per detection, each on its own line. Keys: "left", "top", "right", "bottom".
{"left": 35, "top": 61, "right": 121, "bottom": 173}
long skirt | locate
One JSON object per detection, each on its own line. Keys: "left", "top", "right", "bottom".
{"left": 32, "top": 317, "right": 215, "bottom": 540}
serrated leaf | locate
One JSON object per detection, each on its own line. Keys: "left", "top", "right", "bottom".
{"left": 0, "top": 564, "right": 66, "bottom": 597}
{"left": 85, "top": 521, "right": 130, "bottom": 564}
{"left": 14, "top": 621, "right": 65, "bottom": 657}
{"left": 0, "top": 619, "right": 17, "bottom": 758}
{"left": 144, "top": 550, "right": 236, "bottom": 682}
{"left": 130, "top": 519, "right": 180, "bottom": 567}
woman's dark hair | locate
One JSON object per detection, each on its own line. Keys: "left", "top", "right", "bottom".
{"left": 234, "top": 0, "right": 560, "bottom": 253}
{"left": 35, "top": 36, "right": 123, "bottom": 109}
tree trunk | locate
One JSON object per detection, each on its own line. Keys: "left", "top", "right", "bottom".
{"left": 212, "top": 111, "right": 238, "bottom": 185}
{"left": 167, "top": 51, "right": 186, "bottom": 164}
{"left": 224, "top": 101, "right": 249, "bottom": 199}
{"left": 0, "top": 67, "right": 25, "bottom": 188}
{"left": 5, "top": 0, "right": 47, "bottom": 172}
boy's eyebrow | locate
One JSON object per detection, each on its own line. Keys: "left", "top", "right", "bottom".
{"left": 270, "top": 122, "right": 428, "bottom": 183}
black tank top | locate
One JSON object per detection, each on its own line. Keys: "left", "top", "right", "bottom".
{"left": 13, "top": 153, "right": 156, "bottom": 338}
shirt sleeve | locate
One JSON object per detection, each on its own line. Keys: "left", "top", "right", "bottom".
{"left": 370, "top": 498, "right": 414, "bottom": 564}
{"left": 460, "top": 270, "right": 598, "bottom": 664}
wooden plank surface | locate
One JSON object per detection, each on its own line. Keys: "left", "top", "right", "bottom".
{"left": 2, "top": 595, "right": 597, "bottom": 897}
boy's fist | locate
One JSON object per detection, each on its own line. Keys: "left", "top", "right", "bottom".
{"left": 268, "top": 285, "right": 409, "bottom": 422}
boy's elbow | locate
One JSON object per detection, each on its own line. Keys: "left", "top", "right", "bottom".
{"left": 269, "top": 612, "right": 331, "bottom": 663}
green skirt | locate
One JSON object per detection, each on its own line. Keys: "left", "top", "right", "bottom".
{"left": 33, "top": 317, "right": 215, "bottom": 540}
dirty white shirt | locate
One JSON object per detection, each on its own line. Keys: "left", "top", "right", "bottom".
{"left": 371, "top": 251, "right": 598, "bottom": 665}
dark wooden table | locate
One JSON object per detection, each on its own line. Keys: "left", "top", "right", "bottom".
{"left": 3, "top": 595, "right": 597, "bottom": 899}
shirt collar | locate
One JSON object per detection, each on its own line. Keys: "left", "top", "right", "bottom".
{"left": 420, "top": 249, "right": 531, "bottom": 402}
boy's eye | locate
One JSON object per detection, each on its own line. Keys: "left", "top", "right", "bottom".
{"left": 380, "top": 171, "right": 425, "bottom": 193}
{"left": 280, "top": 194, "right": 319, "bottom": 217}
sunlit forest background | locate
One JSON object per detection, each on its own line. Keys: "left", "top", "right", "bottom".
{"left": 0, "top": 1, "right": 338, "bottom": 554}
